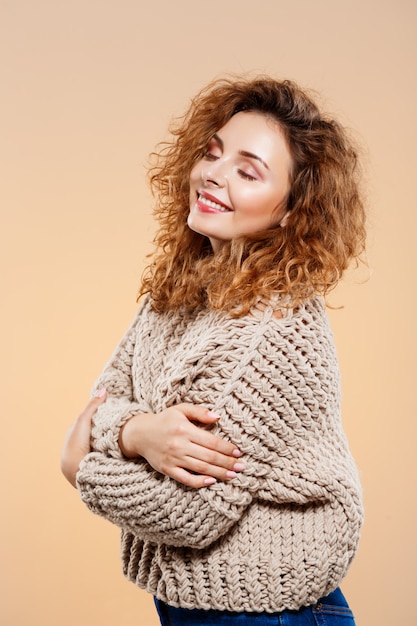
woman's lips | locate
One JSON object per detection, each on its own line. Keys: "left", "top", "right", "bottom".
{"left": 196, "top": 191, "right": 232, "bottom": 213}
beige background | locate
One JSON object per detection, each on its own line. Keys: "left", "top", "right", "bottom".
{"left": 1, "top": 1, "right": 416, "bottom": 625}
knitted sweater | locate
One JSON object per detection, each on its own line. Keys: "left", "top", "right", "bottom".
{"left": 77, "top": 296, "right": 363, "bottom": 613}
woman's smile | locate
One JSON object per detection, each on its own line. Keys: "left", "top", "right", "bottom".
{"left": 195, "top": 190, "right": 233, "bottom": 213}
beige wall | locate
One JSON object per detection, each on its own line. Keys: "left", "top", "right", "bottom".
{"left": 1, "top": 1, "right": 416, "bottom": 625}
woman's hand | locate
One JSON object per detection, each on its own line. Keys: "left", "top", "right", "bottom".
{"left": 119, "top": 403, "right": 244, "bottom": 489}
{"left": 61, "top": 388, "right": 107, "bottom": 488}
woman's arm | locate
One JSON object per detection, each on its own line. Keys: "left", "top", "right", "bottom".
{"left": 62, "top": 303, "right": 242, "bottom": 489}
{"left": 61, "top": 398, "right": 243, "bottom": 489}
{"left": 60, "top": 313, "right": 250, "bottom": 549}
{"left": 61, "top": 396, "right": 249, "bottom": 548}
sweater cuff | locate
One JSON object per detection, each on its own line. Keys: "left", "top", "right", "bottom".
{"left": 90, "top": 398, "right": 151, "bottom": 459}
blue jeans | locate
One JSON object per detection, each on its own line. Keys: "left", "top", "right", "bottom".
{"left": 154, "top": 588, "right": 355, "bottom": 625}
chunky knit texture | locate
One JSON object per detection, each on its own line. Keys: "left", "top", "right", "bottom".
{"left": 77, "top": 296, "right": 363, "bottom": 613}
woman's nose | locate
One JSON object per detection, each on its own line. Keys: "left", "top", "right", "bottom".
{"left": 202, "top": 161, "right": 226, "bottom": 187}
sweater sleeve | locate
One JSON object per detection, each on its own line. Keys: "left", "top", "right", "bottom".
{"left": 77, "top": 307, "right": 254, "bottom": 548}
{"left": 87, "top": 301, "right": 153, "bottom": 459}
{"left": 76, "top": 301, "right": 362, "bottom": 553}
{"left": 77, "top": 453, "right": 252, "bottom": 548}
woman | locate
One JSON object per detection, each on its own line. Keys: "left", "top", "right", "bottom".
{"left": 61, "top": 76, "right": 366, "bottom": 625}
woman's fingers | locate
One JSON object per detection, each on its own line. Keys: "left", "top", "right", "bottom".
{"left": 169, "top": 467, "right": 218, "bottom": 489}
{"left": 184, "top": 438, "right": 245, "bottom": 473}
{"left": 182, "top": 451, "right": 245, "bottom": 482}
{"left": 159, "top": 422, "right": 245, "bottom": 481}
{"left": 177, "top": 403, "right": 242, "bottom": 458}
{"left": 81, "top": 387, "right": 107, "bottom": 421}
{"left": 117, "top": 403, "right": 245, "bottom": 488}
{"left": 70, "top": 388, "right": 107, "bottom": 444}
{"left": 189, "top": 426, "right": 242, "bottom": 459}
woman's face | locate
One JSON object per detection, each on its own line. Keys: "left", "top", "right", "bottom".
{"left": 188, "top": 111, "right": 293, "bottom": 253}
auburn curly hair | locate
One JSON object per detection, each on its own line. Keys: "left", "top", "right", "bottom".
{"left": 139, "top": 75, "right": 366, "bottom": 316}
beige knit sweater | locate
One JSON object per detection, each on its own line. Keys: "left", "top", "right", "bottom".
{"left": 77, "top": 296, "right": 363, "bottom": 613}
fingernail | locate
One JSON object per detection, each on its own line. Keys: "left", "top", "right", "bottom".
{"left": 204, "top": 477, "right": 217, "bottom": 485}
{"left": 232, "top": 449, "right": 242, "bottom": 458}
{"left": 96, "top": 387, "right": 106, "bottom": 398}
{"left": 226, "top": 471, "right": 237, "bottom": 478}
{"left": 233, "top": 463, "right": 245, "bottom": 472}
{"left": 207, "top": 411, "right": 221, "bottom": 419}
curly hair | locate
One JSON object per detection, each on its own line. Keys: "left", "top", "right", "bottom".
{"left": 139, "top": 75, "right": 366, "bottom": 316}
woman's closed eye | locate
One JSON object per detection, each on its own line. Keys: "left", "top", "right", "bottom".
{"left": 238, "top": 169, "right": 258, "bottom": 181}
{"left": 204, "top": 151, "right": 219, "bottom": 161}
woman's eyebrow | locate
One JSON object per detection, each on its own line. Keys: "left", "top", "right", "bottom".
{"left": 212, "top": 133, "right": 269, "bottom": 170}
{"left": 239, "top": 150, "right": 269, "bottom": 171}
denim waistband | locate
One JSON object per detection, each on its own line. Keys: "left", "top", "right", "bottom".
{"left": 318, "top": 587, "right": 349, "bottom": 608}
